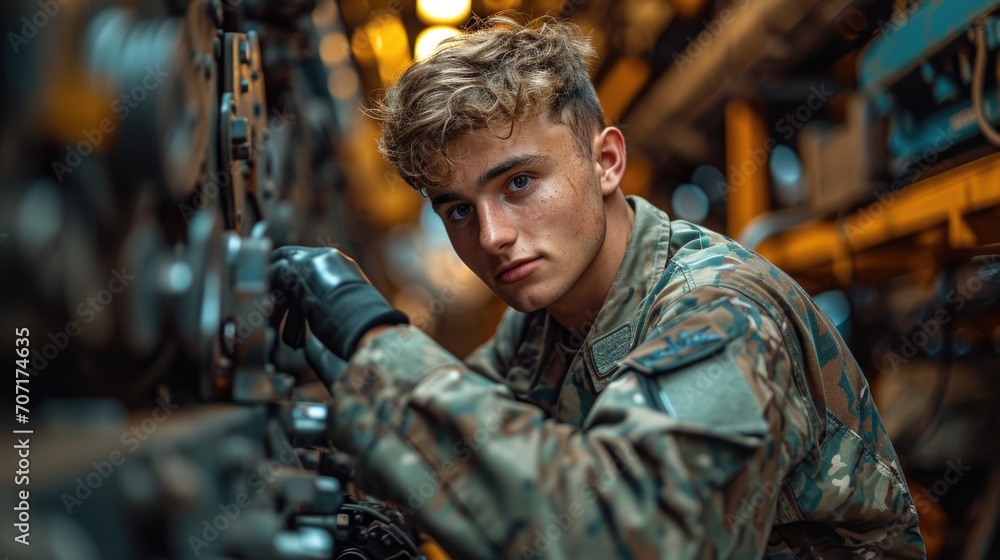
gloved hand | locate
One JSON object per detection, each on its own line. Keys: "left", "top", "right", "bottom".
{"left": 269, "top": 246, "right": 408, "bottom": 360}
{"left": 304, "top": 332, "right": 349, "bottom": 386}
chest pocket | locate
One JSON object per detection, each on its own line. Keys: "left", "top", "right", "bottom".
{"left": 620, "top": 297, "right": 769, "bottom": 438}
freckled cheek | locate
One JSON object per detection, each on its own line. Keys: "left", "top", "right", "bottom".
{"left": 450, "top": 233, "right": 484, "bottom": 271}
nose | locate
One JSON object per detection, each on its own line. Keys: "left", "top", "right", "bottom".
{"left": 478, "top": 201, "right": 517, "bottom": 254}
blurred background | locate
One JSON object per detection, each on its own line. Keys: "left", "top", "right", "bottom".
{"left": 1, "top": 0, "right": 1000, "bottom": 558}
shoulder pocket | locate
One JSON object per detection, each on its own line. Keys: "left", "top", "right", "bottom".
{"left": 621, "top": 297, "right": 768, "bottom": 437}
{"left": 622, "top": 297, "right": 741, "bottom": 374}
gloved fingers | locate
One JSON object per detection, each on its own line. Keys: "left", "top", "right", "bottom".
{"left": 269, "top": 256, "right": 300, "bottom": 295}
{"left": 282, "top": 305, "right": 307, "bottom": 349}
{"left": 266, "top": 323, "right": 307, "bottom": 375}
{"left": 304, "top": 331, "right": 349, "bottom": 386}
{"left": 270, "top": 245, "right": 309, "bottom": 264}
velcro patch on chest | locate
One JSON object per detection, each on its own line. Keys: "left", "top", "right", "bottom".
{"left": 589, "top": 323, "right": 633, "bottom": 378}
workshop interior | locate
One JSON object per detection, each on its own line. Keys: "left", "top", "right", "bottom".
{"left": 1, "top": 0, "right": 999, "bottom": 558}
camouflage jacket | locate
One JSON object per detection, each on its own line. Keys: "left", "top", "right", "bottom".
{"left": 328, "top": 196, "right": 926, "bottom": 559}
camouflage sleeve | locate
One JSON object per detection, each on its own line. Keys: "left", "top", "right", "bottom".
{"left": 461, "top": 306, "right": 527, "bottom": 385}
{"left": 326, "top": 287, "right": 809, "bottom": 559}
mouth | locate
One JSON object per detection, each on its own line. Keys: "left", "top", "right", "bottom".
{"left": 495, "top": 257, "right": 542, "bottom": 284}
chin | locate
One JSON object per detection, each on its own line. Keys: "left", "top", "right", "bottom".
{"left": 498, "top": 284, "right": 561, "bottom": 314}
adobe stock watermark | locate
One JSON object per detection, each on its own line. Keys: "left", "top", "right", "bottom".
{"left": 884, "top": 256, "right": 999, "bottom": 372}
{"left": 651, "top": 339, "right": 743, "bottom": 404}
{"left": 403, "top": 406, "right": 510, "bottom": 511}
{"left": 407, "top": 278, "right": 468, "bottom": 332}
{"left": 913, "top": 458, "right": 972, "bottom": 515}
{"left": 60, "top": 397, "right": 180, "bottom": 514}
{"left": 519, "top": 448, "right": 641, "bottom": 559}
{"left": 188, "top": 438, "right": 300, "bottom": 557}
{"left": 726, "top": 84, "right": 835, "bottom": 195}
{"left": 845, "top": 126, "right": 962, "bottom": 241}
{"left": 28, "top": 267, "right": 136, "bottom": 374}
{"left": 854, "top": 458, "right": 970, "bottom": 558}
{"left": 551, "top": 307, "right": 602, "bottom": 364}
{"left": 6, "top": 0, "right": 72, "bottom": 54}
{"left": 726, "top": 479, "right": 780, "bottom": 530}
{"left": 871, "top": 2, "right": 921, "bottom": 43}
{"left": 50, "top": 64, "right": 171, "bottom": 183}
{"left": 672, "top": 0, "right": 751, "bottom": 73}
{"left": 178, "top": 107, "right": 296, "bottom": 222}
{"left": 223, "top": 289, "right": 287, "bottom": 354}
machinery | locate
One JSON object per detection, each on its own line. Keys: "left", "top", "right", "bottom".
{"left": 3, "top": 0, "right": 1000, "bottom": 558}
{"left": 0, "top": 0, "right": 428, "bottom": 558}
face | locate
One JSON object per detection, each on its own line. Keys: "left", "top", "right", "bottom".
{"left": 429, "top": 115, "right": 617, "bottom": 314}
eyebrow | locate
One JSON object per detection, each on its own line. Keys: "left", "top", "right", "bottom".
{"left": 429, "top": 154, "right": 551, "bottom": 209}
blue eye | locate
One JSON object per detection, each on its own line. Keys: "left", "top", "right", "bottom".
{"left": 448, "top": 204, "right": 473, "bottom": 221}
{"left": 508, "top": 175, "right": 532, "bottom": 191}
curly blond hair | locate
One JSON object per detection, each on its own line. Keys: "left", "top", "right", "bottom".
{"left": 372, "top": 14, "right": 605, "bottom": 191}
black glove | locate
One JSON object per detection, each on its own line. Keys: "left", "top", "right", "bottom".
{"left": 269, "top": 246, "right": 408, "bottom": 360}
{"left": 304, "top": 332, "right": 349, "bottom": 386}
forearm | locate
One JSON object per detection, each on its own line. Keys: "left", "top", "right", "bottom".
{"left": 330, "top": 325, "right": 777, "bottom": 559}
{"left": 357, "top": 324, "right": 394, "bottom": 352}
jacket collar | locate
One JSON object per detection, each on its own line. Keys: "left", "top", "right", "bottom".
{"left": 577, "top": 195, "right": 674, "bottom": 392}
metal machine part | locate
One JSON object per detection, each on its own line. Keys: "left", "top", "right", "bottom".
{"left": 0, "top": 0, "right": 426, "bottom": 558}
{"left": 859, "top": 0, "right": 1000, "bottom": 177}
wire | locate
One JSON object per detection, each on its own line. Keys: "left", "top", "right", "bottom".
{"left": 340, "top": 503, "right": 423, "bottom": 554}
{"left": 972, "top": 19, "right": 1000, "bottom": 146}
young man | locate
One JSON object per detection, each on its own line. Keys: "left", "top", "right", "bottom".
{"left": 270, "top": 16, "right": 926, "bottom": 559}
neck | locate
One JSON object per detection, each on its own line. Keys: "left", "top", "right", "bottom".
{"left": 548, "top": 192, "right": 635, "bottom": 332}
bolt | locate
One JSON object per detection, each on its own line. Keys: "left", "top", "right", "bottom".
{"left": 239, "top": 40, "right": 250, "bottom": 64}
{"left": 203, "top": 54, "right": 212, "bottom": 79}
{"left": 240, "top": 78, "right": 250, "bottom": 93}
{"left": 231, "top": 117, "right": 250, "bottom": 160}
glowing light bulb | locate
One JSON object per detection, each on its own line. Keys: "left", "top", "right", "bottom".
{"left": 416, "top": 0, "right": 471, "bottom": 25}
{"left": 415, "top": 26, "right": 461, "bottom": 61}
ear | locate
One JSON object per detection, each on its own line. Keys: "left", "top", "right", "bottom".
{"left": 592, "top": 126, "right": 627, "bottom": 197}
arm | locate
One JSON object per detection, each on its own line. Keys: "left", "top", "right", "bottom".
{"left": 460, "top": 306, "right": 531, "bottom": 384}
{"left": 328, "top": 287, "right": 812, "bottom": 559}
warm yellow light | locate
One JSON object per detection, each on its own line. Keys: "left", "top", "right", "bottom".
{"left": 351, "top": 28, "right": 375, "bottom": 64}
{"left": 327, "top": 67, "right": 359, "bottom": 99}
{"left": 319, "top": 33, "right": 350, "bottom": 66}
{"left": 482, "top": 0, "right": 521, "bottom": 12}
{"left": 364, "top": 15, "right": 412, "bottom": 84}
{"left": 416, "top": 0, "right": 471, "bottom": 25}
{"left": 414, "top": 26, "right": 461, "bottom": 61}
{"left": 311, "top": 0, "right": 337, "bottom": 27}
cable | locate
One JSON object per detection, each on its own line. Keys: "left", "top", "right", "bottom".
{"left": 972, "top": 18, "right": 1000, "bottom": 146}
{"left": 339, "top": 503, "right": 423, "bottom": 554}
